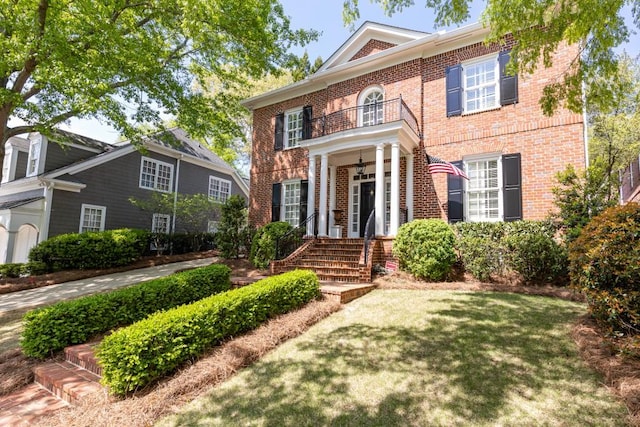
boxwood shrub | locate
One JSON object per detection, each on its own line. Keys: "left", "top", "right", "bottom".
{"left": 97, "top": 269, "right": 320, "bottom": 395}
{"left": 392, "top": 219, "right": 456, "bottom": 281}
{"left": 28, "top": 228, "right": 150, "bottom": 272}
{"left": 21, "top": 264, "right": 231, "bottom": 359}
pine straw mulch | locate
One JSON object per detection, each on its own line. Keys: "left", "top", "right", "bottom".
{"left": 35, "top": 298, "right": 341, "bottom": 427}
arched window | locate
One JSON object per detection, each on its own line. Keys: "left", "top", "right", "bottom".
{"left": 360, "top": 88, "right": 384, "bottom": 126}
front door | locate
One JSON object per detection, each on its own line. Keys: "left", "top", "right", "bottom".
{"left": 359, "top": 181, "right": 375, "bottom": 237}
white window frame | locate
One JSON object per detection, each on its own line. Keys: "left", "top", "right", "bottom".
{"left": 281, "top": 180, "right": 301, "bottom": 226}
{"left": 139, "top": 156, "right": 174, "bottom": 192}
{"left": 152, "top": 213, "right": 171, "bottom": 234}
{"left": 79, "top": 204, "right": 106, "bottom": 233}
{"left": 462, "top": 54, "right": 500, "bottom": 114}
{"left": 208, "top": 176, "right": 231, "bottom": 203}
{"left": 358, "top": 86, "right": 384, "bottom": 127}
{"left": 464, "top": 154, "right": 503, "bottom": 222}
{"left": 27, "top": 139, "right": 42, "bottom": 177}
{"left": 284, "top": 108, "right": 303, "bottom": 149}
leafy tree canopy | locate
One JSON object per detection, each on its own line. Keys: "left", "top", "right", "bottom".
{"left": 343, "top": 0, "right": 640, "bottom": 115}
{"left": 0, "top": 0, "right": 317, "bottom": 181}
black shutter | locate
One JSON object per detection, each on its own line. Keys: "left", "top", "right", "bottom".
{"left": 446, "top": 64, "right": 463, "bottom": 117}
{"left": 271, "top": 182, "right": 282, "bottom": 222}
{"left": 274, "top": 113, "right": 284, "bottom": 151}
{"left": 302, "top": 106, "right": 312, "bottom": 140}
{"left": 447, "top": 160, "right": 464, "bottom": 223}
{"left": 299, "top": 180, "right": 308, "bottom": 226}
{"left": 502, "top": 153, "right": 522, "bottom": 221}
{"left": 499, "top": 51, "right": 519, "bottom": 105}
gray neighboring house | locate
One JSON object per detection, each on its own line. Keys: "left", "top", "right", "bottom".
{"left": 0, "top": 127, "right": 249, "bottom": 264}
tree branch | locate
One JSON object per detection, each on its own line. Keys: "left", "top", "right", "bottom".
{"left": 6, "top": 125, "right": 36, "bottom": 138}
{"left": 11, "top": 0, "right": 49, "bottom": 95}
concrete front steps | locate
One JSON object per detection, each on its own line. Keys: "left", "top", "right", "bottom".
{"left": 274, "top": 238, "right": 369, "bottom": 283}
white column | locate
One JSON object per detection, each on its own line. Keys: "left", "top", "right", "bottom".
{"left": 318, "top": 153, "right": 329, "bottom": 236}
{"left": 375, "top": 143, "right": 385, "bottom": 236}
{"left": 306, "top": 155, "right": 316, "bottom": 237}
{"left": 406, "top": 153, "right": 414, "bottom": 222}
{"left": 390, "top": 142, "right": 400, "bottom": 236}
{"left": 329, "top": 165, "right": 336, "bottom": 229}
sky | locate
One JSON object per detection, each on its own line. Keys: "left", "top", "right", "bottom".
{"left": 57, "top": 0, "right": 638, "bottom": 143}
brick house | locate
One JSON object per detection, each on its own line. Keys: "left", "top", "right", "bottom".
{"left": 242, "top": 22, "right": 586, "bottom": 281}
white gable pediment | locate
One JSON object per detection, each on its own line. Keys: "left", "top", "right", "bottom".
{"left": 318, "top": 21, "right": 428, "bottom": 72}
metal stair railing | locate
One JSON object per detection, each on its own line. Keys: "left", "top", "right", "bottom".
{"left": 275, "top": 211, "right": 318, "bottom": 260}
{"left": 363, "top": 208, "right": 376, "bottom": 265}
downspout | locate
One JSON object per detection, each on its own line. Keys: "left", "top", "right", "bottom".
{"left": 39, "top": 181, "right": 54, "bottom": 243}
{"left": 582, "top": 78, "right": 589, "bottom": 167}
{"left": 172, "top": 155, "right": 182, "bottom": 234}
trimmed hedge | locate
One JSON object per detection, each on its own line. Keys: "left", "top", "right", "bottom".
{"left": 21, "top": 264, "right": 231, "bottom": 359}
{"left": 29, "top": 228, "right": 150, "bottom": 271}
{"left": 97, "top": 269, "right": 320, "bottom": 395}
{"left": 453, "top": 220, "right": 567, "bottom": 283}
{"left": 393, "top": 219, "right": 457, "bottom": 281}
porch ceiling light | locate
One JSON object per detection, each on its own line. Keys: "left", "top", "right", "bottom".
{"left": 356, "top": 151, "right": 366, "bottom": 176}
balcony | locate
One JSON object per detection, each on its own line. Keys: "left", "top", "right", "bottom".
{"left": 305, "top": 97, "right": 419, "bottom": 141}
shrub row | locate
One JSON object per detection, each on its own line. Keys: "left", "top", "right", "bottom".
{"left": 0, "top": 261, "right": 48, "bottom": 278}
{"left": 97, "top": 269, "right": 320, "bottom": 395}
{"left": 29, "top": 228, "right": 150, "bottom": 272}
{"left": 453, "top": 220, "right": 567, "bottom": 283}
{"left": 569, "top": 203, "right": 640, "bottom": 336}
{"left": 147, "top": 232, "right": 217, "bottom": 255}
{"left": 21, "top": 264, "right": 231, "bottom": 359}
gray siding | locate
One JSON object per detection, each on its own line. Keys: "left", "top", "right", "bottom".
{"left": 48, "top": 151, "right": 242, "bottom": 237}
{"left": 44, "top": 143, "right": 100, "bottom": 172}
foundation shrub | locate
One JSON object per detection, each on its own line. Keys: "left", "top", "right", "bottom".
{"left": 503, "top": 221, "right": 568, "bottom": 283}
{"left": 21, "top": 264, "right": 231, "bottom": 359}
{"left": 249, "top": 221, "right": 293, "bottom": 269}
{"left": 393, "top": 219, "right": 456, "bottom": 281}
{"left": 97, "top": 269, "right": 320, "bottom": 395}
{"left": 569, "top": 203, "right": 640, "bottom": 336}
{"left": 0, "top": 263, "right": 24, "bottom": 278}
{"left": 454, "top": 221, "right": 567, "bottom": 284}
{"left": 453, "top": 222, "right": 506, "bottom": 281}
{"left": 28, "top": 228, "right": 150, "bottom": 271}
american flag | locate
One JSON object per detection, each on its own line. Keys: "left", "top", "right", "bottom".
{"left": 426, "top": 154, "right": 469, "bottom": 180}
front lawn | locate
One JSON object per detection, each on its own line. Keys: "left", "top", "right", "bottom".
{"left": 159, "top": 290, "right": 627, "bottom": 426}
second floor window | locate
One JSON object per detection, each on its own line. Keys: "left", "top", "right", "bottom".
{"left": 27, "top": 139, "right": 41, "bottom": 177}
{"left": 209, "top": 176, "right": 231, "bottom": 202}
{"left": 463, "top": 58, "right": 498, "bottom": 113}
{"left": 362, "top": 90, "right": 384, "bottom": 126}
{"left": 140, "top": 157, "right": 173, "bottom": 192}
{"left": 285, "top": 109, "right": 303, "bottom": 148}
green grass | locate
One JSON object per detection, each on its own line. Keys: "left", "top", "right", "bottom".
{"left": 158, "top": 290, "right": 627, "bottom": 426}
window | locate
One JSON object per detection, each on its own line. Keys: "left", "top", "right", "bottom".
{"left": 209, "top": 176, "right": 231, "bottom": 202}
{"left": 27, "top": 139, "right": 41, "bottom": 177}
{"left": 152, "top": 213, "right": 171, "bottom": 234}
{"left": 465, "top": 157, "right": 501, "bottom": 221}
{"left": 446, "top": 51, "right": 518, "bottom": 117}
{"left": 80, "top": 204, "right": 106, "bottom": 232}
{"left": 139, "top": 157, "right": 174, "bottom": 192}
{"left": 285, "top": 109, "right": 303, "bottom": 148}
{"left": 362, "top": 90, "right": 384, "bottom": 126}
{"left": 282, "top": 181, "right": 301, "bottom": 226}
{"left": 463, "top": 58, "right": 498, "bottom": 113}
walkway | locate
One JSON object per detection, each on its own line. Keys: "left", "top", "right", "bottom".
{"left": 0, "top": 258, "right": 216, "bottom": 315}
